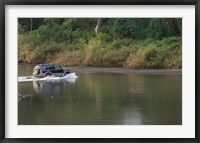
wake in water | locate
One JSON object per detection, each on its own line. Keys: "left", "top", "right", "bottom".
{"left": 18, "top": 72, "right": 78, "bottom": 83}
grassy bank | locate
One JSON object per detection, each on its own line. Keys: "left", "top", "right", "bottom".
{"left": 18, "top": 35, "right": 182, "bottom": 69}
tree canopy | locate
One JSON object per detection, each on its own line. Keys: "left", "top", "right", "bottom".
{"left": 19, "top": 18, "right": 182, "bottom": 40}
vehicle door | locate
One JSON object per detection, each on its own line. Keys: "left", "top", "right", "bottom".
{"left": 46, "top": 66, "right": 56, "bottom": 75}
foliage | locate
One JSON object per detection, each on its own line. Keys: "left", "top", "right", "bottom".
{"left": 125, "top": 37, "right": 182, "bottom": 69}
{"left": 18, "top": 18, "right": 182, "bottom": 69}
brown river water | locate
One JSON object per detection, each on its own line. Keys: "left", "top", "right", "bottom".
{"left": 18, "top": 64, "right": 182, "bottom": 125}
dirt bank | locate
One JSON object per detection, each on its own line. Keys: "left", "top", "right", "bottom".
{"left": 65, "top": 66, "right": 182, "bottom": 75}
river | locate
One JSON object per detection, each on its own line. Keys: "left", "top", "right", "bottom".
{"left": 18, "top": 64, "right": 182, "bottom": 125}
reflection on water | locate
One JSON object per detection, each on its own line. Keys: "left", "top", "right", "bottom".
{"left": 33, "top": 78, "right": 76, "bottom": 96}
{"left": 18, "top": 65, "right": 182, "bottom": 125}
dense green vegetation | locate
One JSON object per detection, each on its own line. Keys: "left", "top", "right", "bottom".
{"left": 18, "top": 18, "right": 182, "bottom": 69}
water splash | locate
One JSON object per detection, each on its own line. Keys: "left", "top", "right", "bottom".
{"left": 18, "top": 72, "right": 78, "bottom": 83}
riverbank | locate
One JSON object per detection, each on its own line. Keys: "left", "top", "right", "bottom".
{"left": 18, "top": 36, "right": 182, "bottom": 69}
{"left": 65, "top": 66, "right": 182, "bottom": 75}
{"left": 19, "top": 63, "right": 181, "bottom": 75}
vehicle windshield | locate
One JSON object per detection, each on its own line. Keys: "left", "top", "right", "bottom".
{"left": 54, "top": 65, "right": 61, "bottom": 70}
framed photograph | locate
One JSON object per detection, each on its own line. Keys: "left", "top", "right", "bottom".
{"left": 1, "top": 0, "right": 199, "bottom": 142}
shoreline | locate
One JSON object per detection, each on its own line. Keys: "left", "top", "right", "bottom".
{"left": 19, "top": 63, "right": 182, "bottom": 75}
{"left": 65, "top": 66, "right": 182, "bottom": 75}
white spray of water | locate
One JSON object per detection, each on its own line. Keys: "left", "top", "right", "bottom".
{"left": 18, "top": 72, "right": 78, "bottom": 83}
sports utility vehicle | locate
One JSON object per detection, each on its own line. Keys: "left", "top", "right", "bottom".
{"left": 33, "top": 64, "right": 70, "bottom": 77}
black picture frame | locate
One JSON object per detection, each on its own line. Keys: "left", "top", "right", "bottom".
{"left": 0, "top": 0, "right": 199, "bottom": 142}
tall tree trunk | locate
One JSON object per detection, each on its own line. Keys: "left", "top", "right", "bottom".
{"left": 95, "top": 18, "right": 101, "bottom": 35}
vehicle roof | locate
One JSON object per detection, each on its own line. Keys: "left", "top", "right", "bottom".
{"left": 37, "top": 64, "right": 58, "bottom": 67}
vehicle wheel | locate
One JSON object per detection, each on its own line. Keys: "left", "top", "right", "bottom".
{"left": 45, "top": 73, "right": 51, "bottom": 77}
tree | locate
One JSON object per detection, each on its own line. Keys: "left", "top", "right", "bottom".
{"left": 95, "top": 18, "right": 101, "bottom": 35}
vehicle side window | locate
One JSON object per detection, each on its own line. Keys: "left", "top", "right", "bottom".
{"left": 45, "top": 66, "right": 55, "bottom": 70}
{"left": 49, "top": 66, "right": 55, "bottom": 70}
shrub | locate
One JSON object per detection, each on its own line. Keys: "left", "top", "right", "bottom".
{"left": 125, "top": 37, "right": 182, "bottom": 69}
{"left": 31, "top": 42, "right": 64, "bottom": 63}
